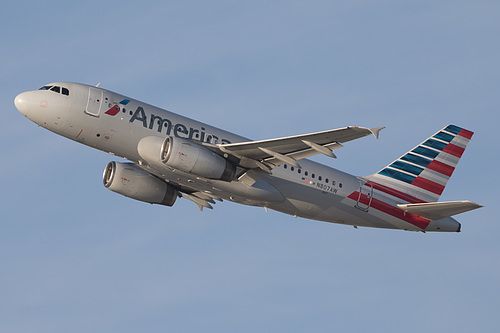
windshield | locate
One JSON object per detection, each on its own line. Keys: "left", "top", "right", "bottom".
{"left": 38, "top": 85, "right": 69, "bottom": 96}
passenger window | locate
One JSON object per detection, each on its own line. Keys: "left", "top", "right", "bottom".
{"left": 291, "top": 166, "right": 295, "bottom": 171}
{"left": 62, "top": 88, "right": 69, "bottom": 96}
{"left": 305, "top": 171, "right": 308, "bottom": 176}
{"left": 339, "top": 183, "right": 343, "bottom": 188}
{"left": 50, "top": 86, "right": 60, "bottom": 93}
{"left": 325, "top": 178, "right": 329, "bottom": 183}
{"left": 312, "top": 174, "right": 315, "bottom": 179}
{"left": 332, "top": 180, "right": 336, "bottom": 185}
{"left": 284, "top": 164, "right": 287, "bottom": 169}
{"left": 318, "top": 176, "right": 322, "bottom": 181}
{"left": 298, "top": 169, "right": 301, "bottom": 174}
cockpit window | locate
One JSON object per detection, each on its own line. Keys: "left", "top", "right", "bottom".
{"left": 38, "top": 85, "right": 69, "bottom": 96}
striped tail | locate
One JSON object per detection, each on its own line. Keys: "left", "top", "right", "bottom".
{"left": 366, "top": 125, "right": 474, "bottom": 203}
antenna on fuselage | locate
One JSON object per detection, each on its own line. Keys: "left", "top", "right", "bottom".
{"left": 95, "top": 82, "right": 101, "bottom": 87}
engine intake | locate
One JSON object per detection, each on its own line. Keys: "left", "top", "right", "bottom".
{"left": 103, "top": 161, "right": 177, "bottom": 206}
{"left": 137, "top": 136, "right": 235, "bottom": 181}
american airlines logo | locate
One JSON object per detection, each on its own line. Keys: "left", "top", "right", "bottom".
{"left": 105, "top": 101, "right": 232, "bottom": 145}
{"left": 104, "top": 99, "right": 131, "bottom": 116}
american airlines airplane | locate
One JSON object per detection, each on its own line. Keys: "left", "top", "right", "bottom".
{"left": 14, "top": 82, "right": 482, "bottom": 232}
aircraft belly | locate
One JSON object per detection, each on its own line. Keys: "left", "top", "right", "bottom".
{"left": 139, "top": 164, "right": 284, "bottom": 205}
{"left": 213, "top": 178, "right": 284, "bottom": 203}
{"left": 265, "top": 178, "right": 350, "bottom": 221}
{"left": 322, "top": 205, "right": 405, "bottom": 229}
{"left": 265, "top": 178, "right": 409, "bottom": 230}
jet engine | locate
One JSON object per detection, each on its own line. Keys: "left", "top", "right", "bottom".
{"left": 103, "top": 161, "right": 178, "bottom": 206}
{"left": 137, "top": 136, "right": 235, "bottom": 181}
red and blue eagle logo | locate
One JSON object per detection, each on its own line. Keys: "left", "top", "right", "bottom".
{"left": 104, "top": 99, "right": 131, "bottom": 116}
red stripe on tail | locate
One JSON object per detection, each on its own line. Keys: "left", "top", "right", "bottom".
{"left": 458, "top": 129, "right": 474, "bottom": 140}
{"left": 366, "top": 181, "right": 427, "bottom": 204}
{"left": 442, "top": 143, "right": 465, "bottom": 158}
{"left": 411, "top": 177, "right": 445, "bottom": 195}
{"left": 426, "top": 160, "right": 455, "bottom": 177}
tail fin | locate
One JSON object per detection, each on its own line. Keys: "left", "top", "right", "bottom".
{"left": 366, "top": 125, "right": 474, "bottom": 203}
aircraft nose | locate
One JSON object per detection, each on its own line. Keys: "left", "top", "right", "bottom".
{"left": 14, "top": 92, "right": 32, "bottom": 116}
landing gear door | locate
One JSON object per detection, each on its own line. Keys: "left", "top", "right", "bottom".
{"left": 355, "top": 182, "right": 373, "bottom": 212}
{"left": 85, "top": 87, "right": 103, "bottom": 117}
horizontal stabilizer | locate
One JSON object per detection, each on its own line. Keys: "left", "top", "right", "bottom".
{"left": 397, "top": 201, "right": 483, "bottom": 220}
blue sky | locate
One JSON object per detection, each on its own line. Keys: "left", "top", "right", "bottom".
{"left": 1, "top": 1, "right": 498, "bottom": 332}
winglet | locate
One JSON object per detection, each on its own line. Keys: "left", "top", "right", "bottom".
{"left": 369, "top": 127, "right": 385, "bottom": 139}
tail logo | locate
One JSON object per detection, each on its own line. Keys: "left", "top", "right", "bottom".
{"left": 372, "top": 125, "right": 474, "bottom": 202}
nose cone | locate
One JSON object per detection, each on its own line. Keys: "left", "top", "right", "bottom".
{"left": 14, "top": 92, "right": 32, "bottom": 116}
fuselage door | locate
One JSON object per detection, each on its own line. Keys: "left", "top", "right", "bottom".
{"left": 355, "top": 182, "right": 373, "bottom": 212}
{"left": 85, "top": 87, "right": 103, "bottom": 117}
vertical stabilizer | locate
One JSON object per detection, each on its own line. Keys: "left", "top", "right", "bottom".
{"left": 366, "top": 125, "right": 473, "bottom": 203}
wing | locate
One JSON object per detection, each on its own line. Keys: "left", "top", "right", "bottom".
{"left": 208, "top": 126, "right": 384, "bottom": 172}
{"left": 142, "top": 126, "right": 384, "bottom": 210}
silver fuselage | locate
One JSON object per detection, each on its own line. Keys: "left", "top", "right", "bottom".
{"left": 15, "top": 82, "right": 461, "bottom": 232}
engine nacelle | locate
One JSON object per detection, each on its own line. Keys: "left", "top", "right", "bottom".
{"left": 103, "top": 161, "right": 177, "bottom": 206}
{"left": 137, "top": 136, "right": 235, "bottom": 181}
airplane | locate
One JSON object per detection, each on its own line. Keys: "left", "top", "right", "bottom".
{"left": 14, "top": 82, "right": 482, "bottom": 232}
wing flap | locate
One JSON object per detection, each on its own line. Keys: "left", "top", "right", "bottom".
{"left": 397, "top": 201, "right": 483, "bottom": 220}
{"left": 238, "top": 168, "right": 271, "bottom": 186}
{"left": 181, "top": 191, "right": 224, "bottom": 211}
{"left": 265, "top": 142, "right": 344, "bottom": 166}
